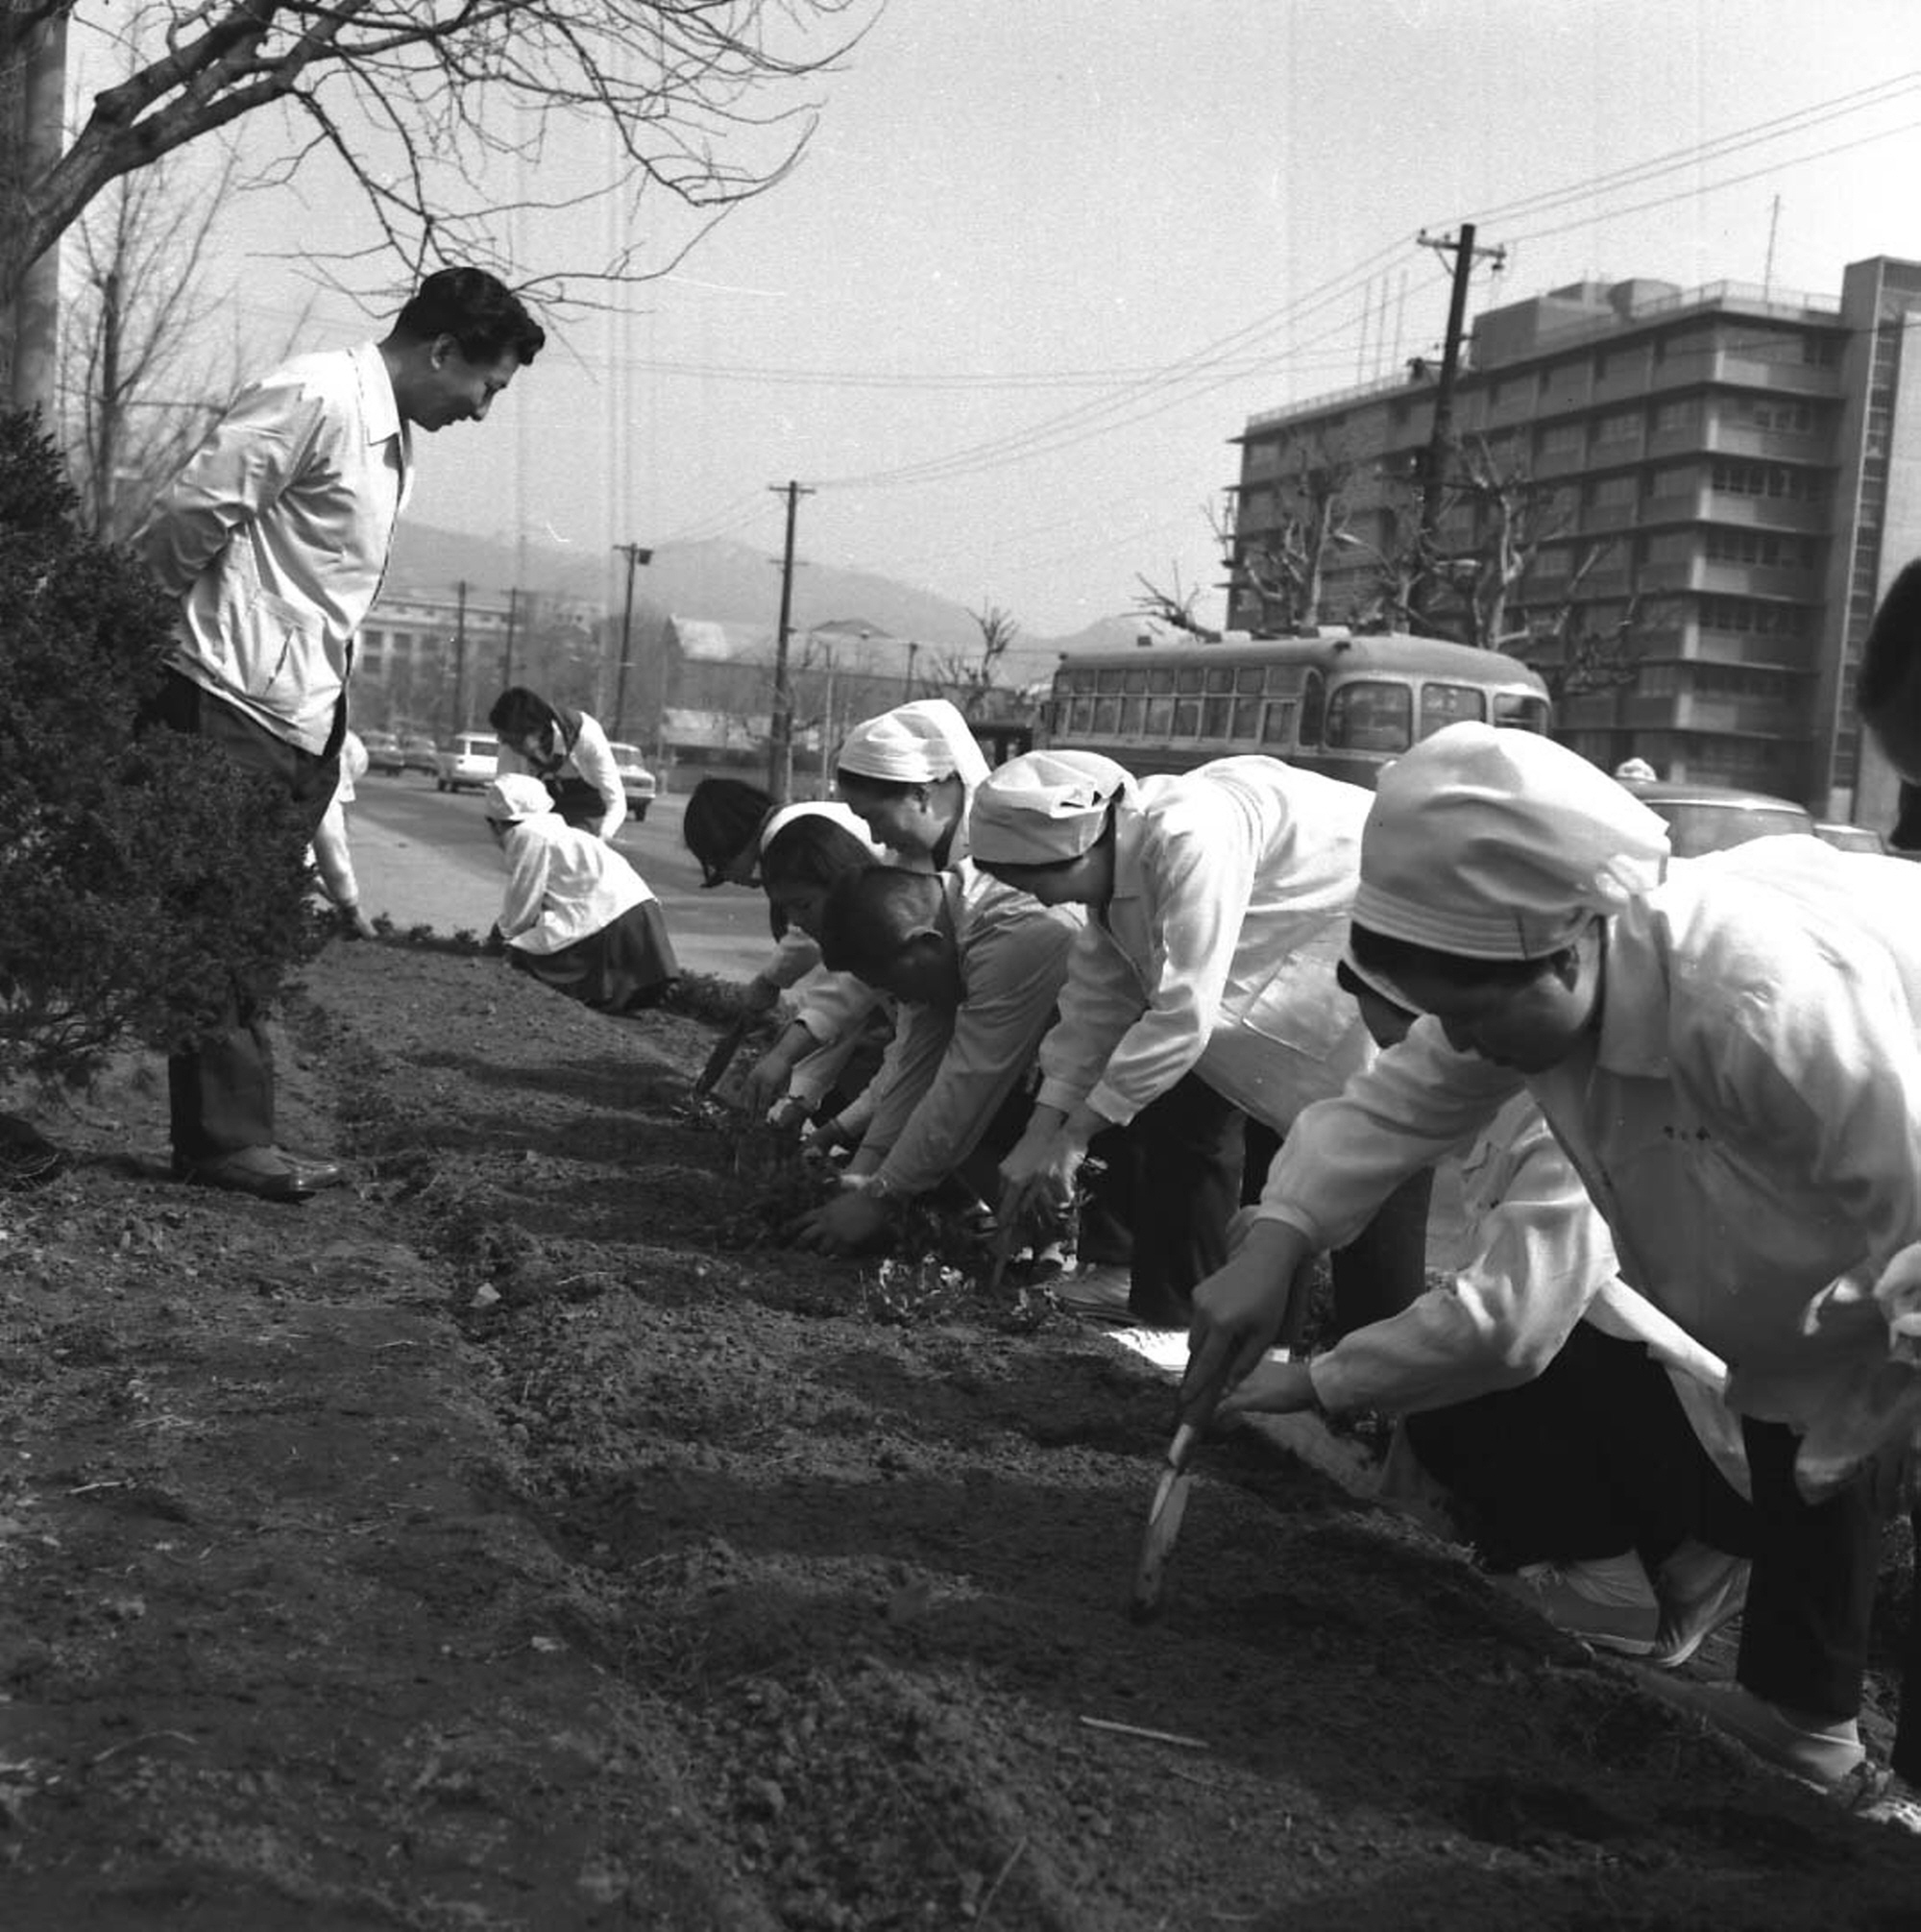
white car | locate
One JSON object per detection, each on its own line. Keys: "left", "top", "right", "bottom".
{"left": 606, "top": 742, "right": 658, "bottom": 821}
{"left": 434, "top": 732, "right": 499, "bottom": 794}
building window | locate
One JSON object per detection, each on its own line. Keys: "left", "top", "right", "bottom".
{"left": 1595, "top": 409, "right": 1640, "bottom": 444}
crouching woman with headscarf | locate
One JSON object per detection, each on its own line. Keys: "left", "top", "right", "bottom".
{"left": 483, "top": 773, "right": 678, "bottom": 1013}
{"left": 1184, "top": 721, "right": 1921, "bottom": 1826}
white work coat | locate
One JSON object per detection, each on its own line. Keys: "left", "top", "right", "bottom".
{"left": 1035, "top": 755, "right": 1375, "bottom": 1131}
{"left": 1258, "top": 835, "right": 1921, "bottom": 1496}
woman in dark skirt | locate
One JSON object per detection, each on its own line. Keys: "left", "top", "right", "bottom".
{"left": 483, "top": 774, "right": 677, "bottom": 1013}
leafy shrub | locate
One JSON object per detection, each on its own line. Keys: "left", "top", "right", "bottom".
{"left": 0, "top": 411, "right": 320, "bottom": 1083}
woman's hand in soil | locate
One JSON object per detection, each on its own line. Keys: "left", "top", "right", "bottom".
{"left": 1215, "top": 1357, "right": 1319, "bottom": 1420}
{"left": 790, "top": 1188, "right": 892, "bottom": 1255}
{"left": 1181, "top": 1220, "right": 1313, "bottom": 1425}
{"left": 996, "top": 1109, "right": 1084, "bottom": 1226}
{"left": 742, "top": 1025, "right": 810, "bottom": 1114}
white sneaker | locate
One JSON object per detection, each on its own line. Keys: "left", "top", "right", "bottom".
{"left": 1489, "top": 1552, "right": 1661, "bottom": 1655}
{"left": 1651, "top": 1539, "right": 1750, "bottom": 1669}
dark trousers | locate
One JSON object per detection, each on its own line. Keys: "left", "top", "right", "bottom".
{"left": 1404, "top": 1324, "right": 1756, "bottom": 1572}
{"left": 1243, "top": 1115, "right": 1435, "bottom": 1341}
{"left": 1123, "top": 1080, "right": 1433, "bottom": 1331}
{"left": 146, "top": 673, "right": 339, "bottom": 1162}
{"left": 1736, "top": 1419, "right": 1909, "bottom": 1727}
{"left": 1125, "top": 1072, "right": 1245, "bottom": 1326}
{"left": 1899, "top": 1504, "right": 1921, "bottom": 1783}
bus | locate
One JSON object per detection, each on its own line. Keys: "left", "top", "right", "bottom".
{"left": 1035, "top": 629, "right": 1552, "bottom": 789}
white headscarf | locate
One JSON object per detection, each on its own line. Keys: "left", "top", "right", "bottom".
{"left": 483, "top": 773, "right": 559, "bottom": 823}
{"left": 837, "top": 697, "right": 990, "bottom": 791}
{"left": 1353, "top": 723, "right": 1670, "bottom": 960}
{"left": 968, "top": 750, "right": 1131, "bottom": 867}
{"left": 758, "top": 798, "right": 885, "bottom": 859}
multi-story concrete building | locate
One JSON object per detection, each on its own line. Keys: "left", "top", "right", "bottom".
{"left": 1226, "top": 255, "right": 1921, "bottom": 825}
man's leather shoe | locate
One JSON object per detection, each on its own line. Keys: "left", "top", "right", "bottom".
{"left": 178, "top": 1146, "right": 324, "bottom": 1202}
{"left": 280, "top": 1151, "right": 345, "bottom": 1190}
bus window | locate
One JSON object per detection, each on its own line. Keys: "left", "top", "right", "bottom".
{"left": 1231, "top": 697, "right": 1261, "bottom": 741}
{"left": 1173, "top": 697, "right": 1202, "bottom": 737}
{"left": 1203, "top": 696, "right": 1233, "bottom": 739}
{"left": 1123, "top": 667, "right": 1148, "bottom": 694}
{"left": 1264, "top": 664, "right": 1301, "bottom": 695}
{"left": 1092, "top": 697, "right": 1121, "bottom": 734}
{"left": 1236, "top": 666, "right": 1265, "bottom": 695}
{"left": 1420, "top": 681, "right": 1485, "bottom": 737}
{"left": 1204, "top": 665, "right": 1235, "bottom": 695}
{"left": 1119, "top": 695, "right": 1145, "bottom": 735}
{"left": 1261, "top": 699, "right": 1296, "bottom": 747}
{"left": 1176, "top": 665, "right": 1204, "bottom": 695}
{"left": 1300, "top": 671, "right": 1325, "bottom": 747}
{"left": 1145, "top": 696, "right": 1174, "bottom": 736}
{"left": 1149, "top": 667, "right": 1177, "bottom": 694}
{"left": 1326, "top": 679, "right": 1412, "bottom": 752}
{"left": 1097, "top": 668, "right": 1125, "bottom": 693}
{"left": 1495, "top": 693, "right": 1551, "bottom": 733}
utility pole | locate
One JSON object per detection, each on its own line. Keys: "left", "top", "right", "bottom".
{"left": 767, "top": 479, "right": 814, "bottom": 800}
{"left": 451, "top": 579, "right": 470, "bottom": 731}
{"left": 500, "top": 586, "right": 518, "bottom": 694}
{"left": 3, "top": 12, "right": 65, "bottom": 411}
{"left": 1414, "top": 225, "right": 1506, "bottom": 623}
{"left": 612, "top": 542, "right": 652, "bottom": 739}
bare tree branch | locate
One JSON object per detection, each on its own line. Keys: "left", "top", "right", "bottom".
{"left": 5, "top": 3, "right": 868, "bottom": 305}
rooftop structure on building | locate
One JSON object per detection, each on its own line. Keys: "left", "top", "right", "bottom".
{"left": 1226, "top": 255, "right": 1921, "bottom": 828}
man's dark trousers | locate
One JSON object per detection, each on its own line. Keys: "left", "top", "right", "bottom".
{"left": 148, "top": 672, "right": 340, "bottom": 1163}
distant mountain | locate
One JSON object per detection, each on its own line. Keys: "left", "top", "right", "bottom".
{"left": 383, "top": 524, "right": 1132, "bottom": 685}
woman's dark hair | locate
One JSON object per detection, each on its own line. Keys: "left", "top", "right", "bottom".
{"left": 833, "top": 766, "right": 917, "bottom": 800}
{"left": 488, "top": 686, "right": 559, "bottom": 742}
{"left": 683, "top": 777, "right": 774, "bottom": 888}
{"left": 1349, "top": 921, "right": 1564, "bottom": 990}
{"left": 760, "top": 815, "right": 878, "bottom": 942}
{"left": 1333, "top": 958, "right": 1415, "bottom": 1017}
{"left": 393, "top": 267, "right": 546, "bottom": 365}
{"left": 760, "top": 816, "right": 877, "bottom": 892}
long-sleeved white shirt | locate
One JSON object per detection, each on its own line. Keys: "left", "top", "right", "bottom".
{"left": 854, "top": 866, "right": 1082, "bottom": 1197}
{"left": 1035, "top": 755, "right": 1376, "bottom": 1131}
{"left": 496, "top": 710, "right": 626, "bottom": 843}
{"left": 497, "top": 816, "right": 652, "bottom": 955}
{"left": 139, "top": 341, "right": 411, "bottom": 754}
{"left": 1259, "top": 836, "right": 1921, "bottom": 1494}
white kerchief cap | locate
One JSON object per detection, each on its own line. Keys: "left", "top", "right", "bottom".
{"left": 1353, "top": 722, "right": 1670, "bottom": 960}
{"left": 968, "top": 750, "right": 1131, "bottom": 867}
{"left": 759, "top": 798, "right": 885, "bottom": 858}
{"left": 483, "top": 773, "right": 559, "bottom": 823}
{"left": 837, "top": 697, "right": 990, "bottom": 789}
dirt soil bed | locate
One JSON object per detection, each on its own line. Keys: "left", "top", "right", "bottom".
{"left": 3, "top": 940, "right": 1918, "bottom": 1930}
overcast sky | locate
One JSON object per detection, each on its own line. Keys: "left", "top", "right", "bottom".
{"left": 71, "top": 1, "right": 1921, "bottom": 635}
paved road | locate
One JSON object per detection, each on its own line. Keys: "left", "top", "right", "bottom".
{"left": 346, "top": 776, "right": 773, "bottom": 982}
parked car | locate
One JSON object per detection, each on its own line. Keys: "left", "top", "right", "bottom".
{"left": 1813, "top": 819, "right": 1890, "bottom": 856}
{"left": 606, "top": 742, "right": 659, "bottom": 821}
{"left": 401, "top": 733, "right": 440, "bottom": 776}
{"left": 1617, "top": 778, "right": 1814, "bottom": 858}
{"left": 435, "top": 732, "right": 499, "bottom": 794}
{"left": 360, "top": 729, "right": 405, "bottom": 775}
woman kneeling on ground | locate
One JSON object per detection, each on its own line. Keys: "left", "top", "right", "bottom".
{"left": 483, "top": 774, "right": 677, "bottom": 1014}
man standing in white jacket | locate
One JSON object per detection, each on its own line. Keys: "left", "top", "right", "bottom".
{"left": 139, "top": 267, "right": 544, "bottom": 1200}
